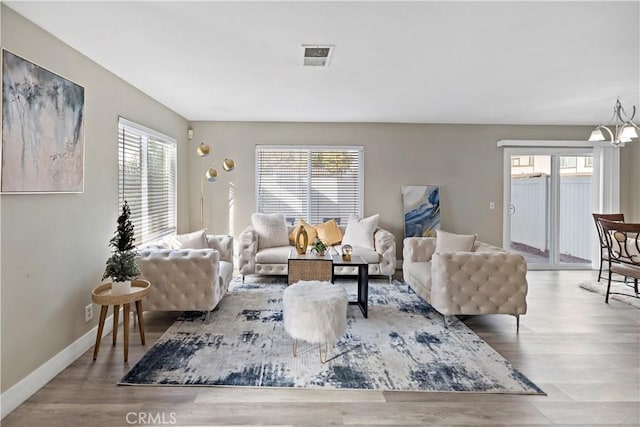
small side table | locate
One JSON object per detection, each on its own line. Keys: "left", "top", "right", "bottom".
{"left": 91, "top": 279, "right": 150, "bottom": 362}
{"left": 332, "top": 255, "right": 369, "bottom": 318}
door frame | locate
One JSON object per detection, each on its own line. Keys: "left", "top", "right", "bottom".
{"left": 498, "top": 140, "right": 620, "bottom": 270}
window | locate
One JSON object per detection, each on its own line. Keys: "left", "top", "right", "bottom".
{"left": 255, "top": 146, "right": 363, "bottom": 225}
{"left": 511, "top": 156, "right": 534, "bottom": 167}
{"left": 584, "top": 156, "right": 593, "bottom": 167}
{"left": 118, "top": 118, "right": 176, "bottom": 244}
{"left": 560, "top": 156, "right": 577, "bottom": 168}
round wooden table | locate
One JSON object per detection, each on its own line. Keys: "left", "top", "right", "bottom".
{"left": 91, "top": 279, "right": 151, "bottom": 362}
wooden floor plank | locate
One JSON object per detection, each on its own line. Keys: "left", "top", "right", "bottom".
{"left": 531, "top": 401, "right": 640, "bottom": 425}
{"left": 195, "top": 388, "right": 386, "bottom": 403}
{"left": 340, "top": 401, "right": 552, "bottom": 425}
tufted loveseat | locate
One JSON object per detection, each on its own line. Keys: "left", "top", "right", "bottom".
{"left": 136, "top": 235, "right": 233, "bottom": 318}
{"left": 403, "top": 237, "right": 528, "bottom": 330}
{"left": 238, "top": 225, "right": 396, "bottom": 281}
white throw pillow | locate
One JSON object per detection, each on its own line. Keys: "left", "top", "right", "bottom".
{"left": 163, "top": 229, "right": 208, "bottom": 250}
{"left": 342, "top": 214, "right": 379, "bottom": 250}
{"left": 251, "top": 213, "right": 290, "bottom": 250}
{"left": 435, "top": 230, "right": 477, "bottom": 253}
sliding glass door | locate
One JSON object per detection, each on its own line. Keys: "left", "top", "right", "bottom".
{"left": 505, "top": 149, "right": 594, "bottom": 268}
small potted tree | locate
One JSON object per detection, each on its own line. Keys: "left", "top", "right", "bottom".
{"left": 103, "top": 201, "right": 140, "bottom": 295}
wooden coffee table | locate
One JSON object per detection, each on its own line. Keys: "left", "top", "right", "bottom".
{"left": 287, "top": 249, "right": 333, "bottom": 284}
{"left": 332, "top": 255, "right": 369, "bottom": 318}
{"left": 91, "top": 279, "right": 151, "bottom": 362}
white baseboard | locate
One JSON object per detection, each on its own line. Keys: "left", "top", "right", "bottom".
{"left": 1, "top": 312, "right": 119, "bottom": 419}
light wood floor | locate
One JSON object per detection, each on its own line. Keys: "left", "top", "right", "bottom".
{"left": 4, "top": 270, "right": 639, "bottom": 426}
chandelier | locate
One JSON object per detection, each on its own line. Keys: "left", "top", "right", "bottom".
{"left": 588, "top": 99, "right": 639, "bottom": 146}
{"left": 197, "top": 142, "right": 235, "bottom": 229}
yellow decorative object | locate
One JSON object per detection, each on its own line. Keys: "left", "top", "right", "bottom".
{"left": 342, "top": 244, "right": 353, "bottom": 261}
{"left": 295, "top": 226, "right": 308, "bottom": 255}
{"left": 223, "top": 158, "right": 235, "bottom": 171}
{"left": 315, "top": 219, "right": 343, "bottom": 246}
{"left": 288, "top": 219, "right": 317, "bottom": 245}
{"left": 197, "top": 141, "right": 235, "bottom": 229}
{"left": 196, "top": 142, "right": 211, "bottom": 157}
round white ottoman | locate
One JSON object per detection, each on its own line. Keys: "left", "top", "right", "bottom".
{"left": 283, "top": 280, "right": 348, "bottom": 363}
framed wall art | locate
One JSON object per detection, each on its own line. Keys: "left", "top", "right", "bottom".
{"left": 402, "top": 185, "right": 440, "bottom": 238}
{"left": 2, "top": 49, "right": 85, "bottom": 193}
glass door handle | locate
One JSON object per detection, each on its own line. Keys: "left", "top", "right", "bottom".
{"left": 508, "top": 204, "right": 516, "bottom": 216}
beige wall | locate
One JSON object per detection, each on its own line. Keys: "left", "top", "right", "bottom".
{"left": 188, "top": 122, "right": 594, "bottom": 253}
{"left": 0, "top": 6, "right": 189, "bottom": 392}
{"left": 620, "top": 142, "right": 640, "bottom": 222}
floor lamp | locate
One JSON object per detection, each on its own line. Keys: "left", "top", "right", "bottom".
{"left": 197, "top": 142, "right": 235, "bottom": 229}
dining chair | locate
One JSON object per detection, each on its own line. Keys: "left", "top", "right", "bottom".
{"left": 592, "top": 213, "right": 625, "bottom": 282}
{"left": 598, "top": 219, "right": 640, "bottom": 303}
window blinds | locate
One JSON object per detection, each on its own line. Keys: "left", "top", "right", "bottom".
{"left": 118, "top": 119, "right": 176, "bottom": 244}
{"left": 256, "top": 146, "right": 363, "bottom": 225}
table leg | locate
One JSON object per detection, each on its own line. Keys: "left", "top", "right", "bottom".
{"left": 135, "top": 300, "right": 145, "bottom": 345}
{"left": 92, "top": 305, "right": 108, "bottom": 361}
{"left": 123, "top": 303, "right": 130, "bottom": 362}
{"left": 359, "top": 265, "right": 369, "bottom": 318}
{"left": 112, "top": 304, "right": 120, "bottom": 345}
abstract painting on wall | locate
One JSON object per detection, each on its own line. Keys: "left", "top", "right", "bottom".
{"left": 2, "top": 50, "right": 84, "bottom": 193}
{"left": 402, "top": 185, "right": 440, "bottom": 237}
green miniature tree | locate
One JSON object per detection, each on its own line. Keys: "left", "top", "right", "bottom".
{"left": 102, "top": 201, "right": 140, "bottom": 282}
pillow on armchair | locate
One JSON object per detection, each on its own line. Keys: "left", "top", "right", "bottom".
{"left": 435, "top": 230, "right": 477, "bottom": 253}
{"left": 162, "top": 229, "right": 208, "bottom": 249}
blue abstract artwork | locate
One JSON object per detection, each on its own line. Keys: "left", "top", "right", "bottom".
{"left": 402, "top": 185, "right": 440, "bottom": 237}
{"left": 2, "top": 50, "right": 84, "bottom": 193}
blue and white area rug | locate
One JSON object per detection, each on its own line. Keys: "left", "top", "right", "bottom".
{"left": 121, "top": 278, "right": 543, "bottom": 394}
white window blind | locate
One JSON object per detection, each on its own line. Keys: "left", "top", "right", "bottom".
{"left": 256, "top": 146, "right": 363, "bottom": 225}
{"left": 118, "top": 118, "right": 176, "bottom": 244}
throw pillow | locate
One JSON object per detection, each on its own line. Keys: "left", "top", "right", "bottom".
{"left": 315, "top": 219, "right": 343, "bottom": 246}
{"left": 342, "top": 214, "right": 379, "bottom": 249}
{"left": 163, "top": 229, "right": 208, "bottom": 250}
{"left": 251, "top": 213, "right": 290, "bottom": 250}
{"left": 288, "top": 219, "right": 318, "bottom": 246}
{"left": 435, "top": 230, "right": 477, "bottom": 253}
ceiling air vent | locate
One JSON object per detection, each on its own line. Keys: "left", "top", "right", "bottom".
{"left": 302, "top": 45, "right": 334, "bottom": 67}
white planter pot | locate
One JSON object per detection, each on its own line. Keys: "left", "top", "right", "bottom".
{"left": 111, "top": 280, "right": 132, "bottom": 296}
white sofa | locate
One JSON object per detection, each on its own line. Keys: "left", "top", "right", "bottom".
{"left": 238, "top": 225, "right": 396, "bottom": 281}
{"left": 137, "top": 234, "right": 233, "bottom": 318}
{"left": 403, "top": 237, "right": 528, "bottom": 330}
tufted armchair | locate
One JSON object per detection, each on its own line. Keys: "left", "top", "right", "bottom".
{"left": 137, "top": 235, "right": 233, "bottom": 318}
{"left": 403, "top": 237, "right": 527, "bottom": 331}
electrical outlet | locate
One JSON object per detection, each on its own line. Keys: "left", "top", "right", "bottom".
{"left": 84, "top": 304, "right": 93, "bottom": 323}
{"left": 489, "top": 202, "right": 496, "bottom": 210}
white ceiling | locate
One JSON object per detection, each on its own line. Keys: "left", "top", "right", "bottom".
{"left": 6, "top": 1, "right": 640, "bottom": 125}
